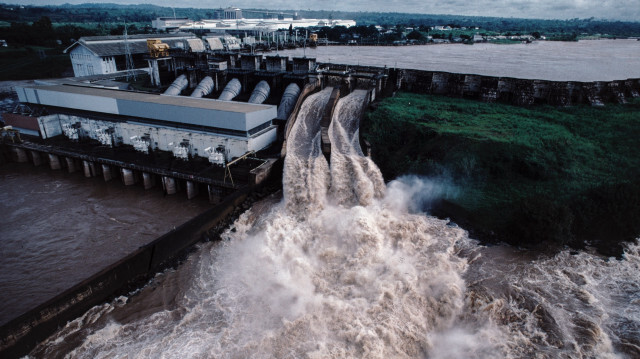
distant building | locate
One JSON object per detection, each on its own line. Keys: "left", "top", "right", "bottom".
{"left": 151, "top": 17, "right": 192, "bottom": 31}
{"left": 64, "top": 33, "right": 197, "bottom": 77}
{"left": 218, "top": 7, "right": 242, "bottom": 20}
{"left": 176, "top": 7, "right": 355, "bottom": 38}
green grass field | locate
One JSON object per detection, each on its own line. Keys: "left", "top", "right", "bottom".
{"left": 363, "top": 92, "right": 640, "bottom": 255}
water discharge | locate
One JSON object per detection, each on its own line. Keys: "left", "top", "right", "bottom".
{"left": 30, "top": 89, "right": 640, "bottom": 358}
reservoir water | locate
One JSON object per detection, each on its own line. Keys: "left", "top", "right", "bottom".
{"left": 0, "top": 162, "right": 211, "bottom": 326}
{"left": 27, "top": 88, "right": 640, "bottom": 358}
{"left": 277, "top": 39, "right": 640, "bottom": 81}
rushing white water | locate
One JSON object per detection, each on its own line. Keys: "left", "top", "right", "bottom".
{"left": 30, "top": 89, "right": 640, "bottom": 358}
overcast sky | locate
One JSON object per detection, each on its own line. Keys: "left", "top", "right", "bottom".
{"left": 9, "top": 0, "right": 640, "bottom": 21}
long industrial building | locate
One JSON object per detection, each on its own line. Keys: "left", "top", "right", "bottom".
{"left": 14, "top": 84, "right": 278, "bottom": 162}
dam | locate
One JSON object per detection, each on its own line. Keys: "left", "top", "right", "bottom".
{"left": 0, "top": 47, "right": 386, "bottom": 357}
{"left": 10, "top": 73, "right": 639, "bottom": 358}
{"left": 1, "top": 40, "right": 640, "bottom": 357}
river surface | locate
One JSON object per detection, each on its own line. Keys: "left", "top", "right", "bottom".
{"left": 276, "top": 39, "right": 640, "bottom": 81}
{"left": 27, "top": 89, "right": 640, "bottom": 358}
{"left": 0, "top": 162, "right": 211, "bottom": 326}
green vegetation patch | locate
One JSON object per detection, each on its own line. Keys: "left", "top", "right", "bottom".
{"left": 363, "top": 92, "right": 640, "bottom": 255}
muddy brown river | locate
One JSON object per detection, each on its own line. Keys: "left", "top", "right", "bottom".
{"left": 0, "top": 162, "right": 211, "bottom": 326}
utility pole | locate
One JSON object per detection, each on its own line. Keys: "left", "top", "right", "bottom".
{"left": 123, "top": 21, "right": 136, "bottom": 82}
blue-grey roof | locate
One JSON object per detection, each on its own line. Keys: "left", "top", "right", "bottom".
{"left": 64, "top": 33, "right": 197, "bottom": 56}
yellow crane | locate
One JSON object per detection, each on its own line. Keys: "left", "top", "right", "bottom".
{"left": 147, "top": 39, "right": 170, "bottom": 58}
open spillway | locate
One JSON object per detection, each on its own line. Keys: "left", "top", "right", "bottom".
{"left": 29, "top": 89, "right": 640, "bottom": 358}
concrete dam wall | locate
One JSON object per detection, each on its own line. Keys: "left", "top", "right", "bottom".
{"left": 318, "top": 63, "right": 640, "bottom": 106}
{"left": 392, "top": 68, "right": 640, "bottom": 106}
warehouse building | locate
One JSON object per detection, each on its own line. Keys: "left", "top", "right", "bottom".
{"left": 14, "top": 84, "right": 278, "bottom": 162}
{"left": 63, "top": 33, "right": 197, "bottom": 77}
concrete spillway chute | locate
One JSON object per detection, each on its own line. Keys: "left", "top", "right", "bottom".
{"left": 248, "top": 81, "right": 270, "bottom": 104}
{"left": 218, "top": 78, "right": 241, "bottom": 101}
{"left": 190, "top": 76, "right": 214, "bottom": 98}
{"left": 280, "top": 79, "right": 321, "bottom": 157}
{"left": 163, "top": 74, "right": 188, "bottom": 96}
{"left": 277, "top": 83, "right": 301, "bottom": 120}
{"left": 186, "top": 38, "right": 206, "bottom": 52}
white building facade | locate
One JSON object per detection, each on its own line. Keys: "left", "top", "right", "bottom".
{"left": 64, "top": 34, "right": 197, "bottom": 78}
{"left": 68, "top": 44, "right": 117, "bottom": 77}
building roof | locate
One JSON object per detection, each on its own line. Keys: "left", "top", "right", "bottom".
{"left": 16, "top": 84, "right": 277, "bottom": 133}
{"left": 63, "top": 33, "right": 197, "bottom": 56}
{"left": 179, "top": 18, "right": 356, "bottom": 32}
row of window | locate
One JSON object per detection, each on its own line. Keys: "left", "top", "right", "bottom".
{"left": 71, "top": 53, "right": 93, "bottom": 61}
{"left": 73, "top": 63, "right": 95, "bottom": 76}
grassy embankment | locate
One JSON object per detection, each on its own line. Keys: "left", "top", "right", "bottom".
{"left": 363, "top": 92, "right": 640, "bottom": 256}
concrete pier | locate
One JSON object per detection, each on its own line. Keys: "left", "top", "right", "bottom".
{"left": 121, "top": 168, "right": 136, "bottom": 186}
{"left": 89, "top": 162, "right": 99, "bottom": 177}
{"left": 12, "top": 147, "right": 28, "bottom": 163}
{"left": 4, "top": 140, "right": 273, "bottom": 208}
{"left": 48, "top": 154, "right": 61, "bottom": 170}
{"left": 30, "top": 151, "right": 42, "bottom": 166}
{"left": 65, "top": 157, "right": 77, "bottom": 173}
{"left": 102, "top": 164, "right": 113, "bottom": 182}
{"left": 142, "top": 172, "right": 155, "bottom": 190}
{"left": 83, "top": 160, "right": 92, "bottom": 178}
{"left": 163, "top": 176, "right": 177, "bottom": 195}
{"left": 186, "top": 180, "right": 199, "bottom": 199}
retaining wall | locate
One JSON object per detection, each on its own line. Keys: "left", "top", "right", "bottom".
{"left": 394, "top": 68, "right": 640, "bottom": 106}
{"left": 320, "top": 63, "right": 640, "bottom": 106}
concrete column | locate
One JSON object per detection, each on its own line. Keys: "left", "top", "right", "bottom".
{"left": 186, "top": 181, "right": 199, "bottom": 199}
{"left": 65, "top": 157, "right": 77, "bottom": 173}
{"left": 49, "top": 154, "right": 61, "bottom": 170}
{"left": 83, "top": 160, "right": 92, "bottom": 178}
{"left": 121, "top": 168, "right": 135, "bottom": 186}
{"left": 163, "top": 176, "right": 177, "bottom": 195}
{"left": 12, "top": 147, "right": 28, "bottom": 163}
{"left": 102, "top": 164, "right": 113, "bottom": 182}
{"left": 89, "top": 162, "right": 99, "bottom": 177}
{"left": 142, "top": 172, "right": 155, "bottom": 190}
{"left": 149, "top": 59, "right": 161, "bottom": 86}
{"left": 31, "top": 151, "right": 42, "bottom": 166}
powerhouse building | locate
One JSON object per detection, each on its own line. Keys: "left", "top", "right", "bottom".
{"left": 14, "top": 84, "right": 278, "bottom": 162}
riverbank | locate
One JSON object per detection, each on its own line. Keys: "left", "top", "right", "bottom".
{"left": 362, "top": 92, "right": 640, "bottom": 256}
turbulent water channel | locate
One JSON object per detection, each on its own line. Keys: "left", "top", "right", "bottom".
{"left": 28, "top": 89, "right": 640, "bottom": 358}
